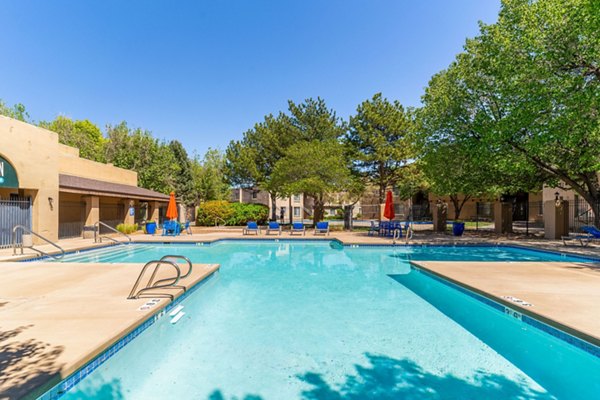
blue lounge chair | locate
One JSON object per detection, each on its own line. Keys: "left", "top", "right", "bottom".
{"left": 162, "top": 220, "right": 180, "bottom": 236}
{"left": 243, "top": 221, "right": 260, "bottom": 235}
{"left": 563, "top": 226, "right": 600, "bottom": 246}
{"left": 266, "top": 221, "right": 281, "bottom": 235}
{"left": 290, "top": 222, "right": 305, "bottom": 236}
{"left": 314, "top": 221, "right": 329, "bottom": 236}
{"left": 184, "top": 221, "right": 192, "bottom": 235}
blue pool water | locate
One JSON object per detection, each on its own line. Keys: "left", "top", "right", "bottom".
{"left": 57, "top": 242, "right": 599, "bottom": 399}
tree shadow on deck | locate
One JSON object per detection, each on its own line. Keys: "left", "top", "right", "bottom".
{"left": 0, "top": 324, "right": 64, "bottom": 400}
{"left": 298, "top": 353, "right": 553, "bottom": 400}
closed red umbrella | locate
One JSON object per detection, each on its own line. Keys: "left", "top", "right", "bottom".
{"left": 165, "top": 191, "right": 178, "bottom": 220}
{"left": 383, "top": 190, "right": 395, "bottom": 220}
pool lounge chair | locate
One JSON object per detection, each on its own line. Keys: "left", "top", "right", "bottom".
{"left": 368, "top": 220, "right": 380, "bottom": 236}
{"left": 314, "top": 221, "right": 329, "bottom": 236}
{"left": 183, "top": 221, "right": 192, "bottom": 235}
{"left": 243, "top": 221, "right": 260, "bottom": 235}
{"left": 562, "top": 226, "right": 600, "bottom": 246}
{"left": 290, "top": 222, "right": 305, "bottom": 236}
{"left": 266, "top": 221, "right": 282, "bottom": 235}
{"left": 162, "top": 220, "right": 180, "bottom": 236}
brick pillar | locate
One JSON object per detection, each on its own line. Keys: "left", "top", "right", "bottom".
{"left": 148, "top": 201, "right": 160, "bottom": 222}
{"left": 544, "top": 199, "right": 569, "bottom": 239}
{"left": 494, "top": 202, "right": 513, "bottom": 234}
{"left": 122, "top": 199, "right": 135, "bottom": 225}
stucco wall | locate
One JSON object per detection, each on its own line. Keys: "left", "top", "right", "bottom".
{"left": 0, "top": 116, "right": 60, "bottom": 240}
{"left": 58, "top": 144, "right": 138, "bottom": 186}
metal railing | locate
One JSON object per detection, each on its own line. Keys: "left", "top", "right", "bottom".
{"left": 12, "top": 225, "right": 65, "bottom": 260}
{"left": 392, "top": 228, "right": 402, "bottom": 245}
{"left": 214, "top": 217, "right": 226, "bottom": 227}
{"left": 128, "top": 255, "right": 193, "bottom": 300}
{"left": 94, "top": 221, "right": 132, "bottom": 243}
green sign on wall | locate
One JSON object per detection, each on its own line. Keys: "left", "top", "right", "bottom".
{"left": 0, "top": 155, "right": 19, "bottom": 188}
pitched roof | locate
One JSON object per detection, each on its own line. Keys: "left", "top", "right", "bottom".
{"left": 59, "top": 174, "right": 170, "bottom": 201}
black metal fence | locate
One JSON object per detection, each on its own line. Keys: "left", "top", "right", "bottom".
{"left": 569, "top": 198, "right": 598, "bottom": 233}
{"left": 0, "top": 197, "right": 32, "bottom": 248}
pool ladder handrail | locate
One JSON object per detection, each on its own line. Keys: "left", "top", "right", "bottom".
{"left": 94, "top": 221, "right": 132, "bottom": 244}
{"left": 128, "top": 255, "right": 193, "bottom": 300}
{"left": 392, "top": 228, "right": 402, "bottom": 245}
{"left": 12, "top": 225, "right": 65, "bottom": 260}
{"left": 214, "top": 216, "right": 226, "bottom": 227}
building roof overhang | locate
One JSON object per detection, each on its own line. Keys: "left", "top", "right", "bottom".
{"left": 59, "top": 174, "right": 170, "bottom": 202}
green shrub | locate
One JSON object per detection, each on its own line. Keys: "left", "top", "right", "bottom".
{"left": 226, "top": 202, "right": 269, "bottom": 225}
{"left": 116, "top": 223, "right": 139, "bottom": 234}
{"left": 196, "top": 200, "right": 235, "bottom": 226}
{"left": 196, "top": 201, "right": 269, "bottom": 226}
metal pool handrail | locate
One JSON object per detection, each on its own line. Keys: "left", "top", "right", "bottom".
{"left": 128, "top": 259, "right": 183, "bottom": 300}
{"left": 94, "top": 221, "right": 132, "bottom": 243}
{"left": 159, "top": 255, "right": 193, "bottom": 279}
{"left": 12, "top": 225, "right": 65, "bottom": 260}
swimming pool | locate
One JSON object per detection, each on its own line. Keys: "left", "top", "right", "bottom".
{"left": 51, "top": 241, "right": 599, "bottom": 399}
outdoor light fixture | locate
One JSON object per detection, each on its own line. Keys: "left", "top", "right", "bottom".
{"left": 48, "top": 197, "right": 54, "bottom": 210}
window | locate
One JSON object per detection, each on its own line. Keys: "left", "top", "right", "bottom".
{"left": 294, "top": 207, "right": 301, "bottom": 217}
{"left": 293, "top": 194, "right": 300, "bottom": 203}
{"left": 280, "top": 207, "right": 286, "bottom": 218}
{"left": 251, "top": 191, "right": 258, "bottom": 199}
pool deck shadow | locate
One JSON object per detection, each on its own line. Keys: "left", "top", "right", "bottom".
{"left": 410, "top": 261, "right": 600, "bottom": 347}
{"left": 0, "top": 261, "right": 219, "bottom": 400}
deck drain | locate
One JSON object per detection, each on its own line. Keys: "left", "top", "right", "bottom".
{"left": 502, "top": 296, "right": 533, "bottom": 307}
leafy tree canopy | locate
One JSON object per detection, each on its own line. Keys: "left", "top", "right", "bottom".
{"left": 104, "top": 122, "right": 178, "bottom": 194}
{"left": 421, "top": 0, "right": 599, "bottom": 220}
{"left": 193, "top": 148, "right": 231, "bottom": 203}
{"left": 40, "top": 116, "right": 105, "bottom": 162}
{"left": 0, "top": 100, "right": 29, "bottom": 122}
{"left": 169, "top": 140, "right": 196, "bottom": 205}
{"left": 271, "top": 140, "right": 358, "bottom": 223}
{"left": 346, "top": 93, "right": 416, "bottom": 202}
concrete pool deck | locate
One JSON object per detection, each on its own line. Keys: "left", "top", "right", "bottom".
{"left": 410, "top": 261, "right": 600, "bottom": 346}
{"left": 0, "top": 261, "right": 219, "bottom": 400}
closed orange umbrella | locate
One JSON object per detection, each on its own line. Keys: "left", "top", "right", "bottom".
{"left": 165, "top": 191, "right": 178, "bottom": 220}
{"left": 383, "top": 190, "right": 395, "bottom": 220}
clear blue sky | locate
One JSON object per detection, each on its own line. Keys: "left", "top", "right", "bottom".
{"left": 0, "top": 1, "right": 500, "bottom": 157}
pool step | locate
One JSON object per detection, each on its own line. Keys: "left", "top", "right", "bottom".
{"left": 61, "top": 244, "right": 130, "bottom": 262}
{"left": 64, "top": 244, "right": 153, "bottom": 263}
{"left": 169, "top": 305, "right": 184, "bottom": 316}
{"left": 170, "top": 310, "right": 185, "bottom": 324}
{"left": 98, "top": 245, "right": 154, "bottom": 263}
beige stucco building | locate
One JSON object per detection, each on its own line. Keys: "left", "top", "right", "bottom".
{"left": 0, "top": 116, "right": 169, "bottom": 247}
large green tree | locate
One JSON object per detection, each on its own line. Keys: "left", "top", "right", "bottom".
{"left": 225, "top": 113, "right": 293, "bottom": 219}
{"left": 421, "top": 0, "right": 599, "bottom": 224}
{"left": 169, "top": 140, "right": 196, "bottom": 205}
{"left": 346, "top": 93, "right": 416, "bottom": 203}
{"left": 270, "top": 140, "right": 357, "bottom": 223}
{"left": 104, "top": 122, "right": 177, "bottom": 194}
{"left": 39, "top": 116, "right": 105, "bottom": 162}
{"left": 193, "top": 149, "right": 231, "bottom": 203}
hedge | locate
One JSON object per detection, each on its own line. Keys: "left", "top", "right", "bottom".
{"left": 196, "top": 201, "right": 269, "bottom": 226}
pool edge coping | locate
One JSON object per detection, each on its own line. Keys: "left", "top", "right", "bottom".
{"left": 13, "top": 238, "right": 600, "bottom": 263}
{"left": 408, "top": 260, "right": 600, "bottom": 356}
